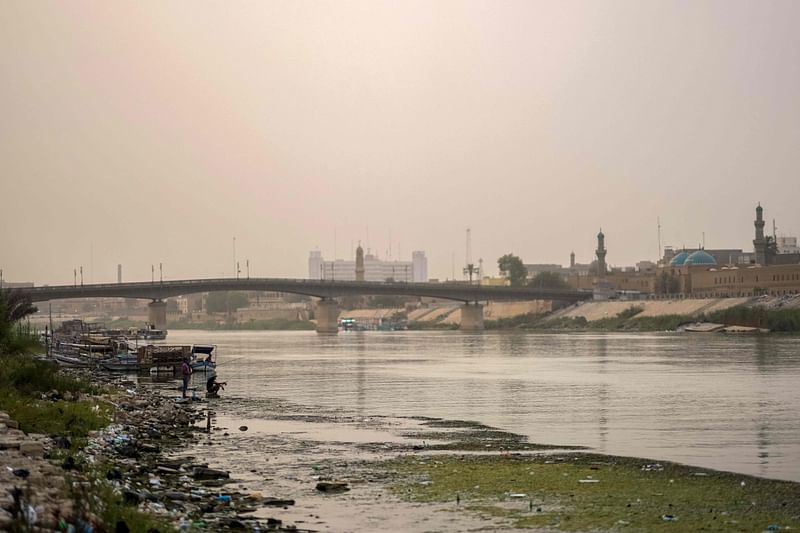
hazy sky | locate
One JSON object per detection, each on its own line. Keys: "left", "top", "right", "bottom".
{"left": 2, "top": 1, "right": 799, "bottom": 284}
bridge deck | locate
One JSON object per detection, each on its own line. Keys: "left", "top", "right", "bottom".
{"left": 6, "top": 277, "right": 592, "bottom": 303}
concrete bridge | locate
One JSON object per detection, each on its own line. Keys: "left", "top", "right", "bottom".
{"left": 7, "top": 278, "right": 592, "bottom": 333}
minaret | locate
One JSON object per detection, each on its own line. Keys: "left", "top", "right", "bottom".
{"left": 355, "top": 242, "right": 365, "bottom": 281}
{"left": 595, "top": 229, "right": 607, "bottom": 277}
{"left": 753, "top": 203, "right": 767, "bottom": 265}
{"left": 570, "top": 251, "right": 576, "bottom": 269}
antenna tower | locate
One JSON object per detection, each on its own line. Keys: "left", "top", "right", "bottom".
{"left": 657, "top": 217, "right": 662, "bottom": 260}
{"left": 462, "top": 228, "right": 479, "bottom": 283}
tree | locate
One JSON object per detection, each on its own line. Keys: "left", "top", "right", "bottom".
{"left": 0, "top": 290, "right": 38, "bottom": 352}
{"left": 497, "top": 254, "right": 527, "bottom": 286}
{"left": 206, "top": 291, "right": 249, "bottom": 313}
{"left": 528, "top": 271, "right": 569, "bottom": 289}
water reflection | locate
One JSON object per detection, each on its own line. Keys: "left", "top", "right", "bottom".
{"left": 166, "top": 330, "right": 800, "bottom": 482}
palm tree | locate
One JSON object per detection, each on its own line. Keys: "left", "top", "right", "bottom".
{"left": 0, "top": 290, "right": 38, "bottom": 349}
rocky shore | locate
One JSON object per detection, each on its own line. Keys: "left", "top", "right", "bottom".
{"left": 1, "top": 367, "right": 313, "bottom": 532}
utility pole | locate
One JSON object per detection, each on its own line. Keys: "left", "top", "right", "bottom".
{"left": 80, "top": 266, "right": 83, "bottom": 286}
{"left": 151, "top": 265, "right": 154, "bottom": 283}
{"left": 159, "top": 263, "right": 163, "bottom": 284}
{"left": 74, "top": 269, "right": 77, "bottom": 287}
{"left": 233, "top": 237, "right": 236, "bottom": 278}
{"left": 236, "top": 261, "right": 240, "bottom": 279}
{"left": 0, "top": 268, "right": 3, "bottom": 290}
{"left": 246, "top": 259, "right": 250, "bottom": 279}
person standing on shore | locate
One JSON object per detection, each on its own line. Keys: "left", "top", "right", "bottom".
{"left": 181, "top": 357, "right": 192, "bottom": 398}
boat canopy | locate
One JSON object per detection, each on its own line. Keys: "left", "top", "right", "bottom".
{"left": 192, "top": 345, "right": 215, "bottom": 355}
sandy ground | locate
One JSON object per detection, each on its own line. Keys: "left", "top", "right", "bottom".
{"left": 174, "top": 393, "right": 546, "bottom": 532}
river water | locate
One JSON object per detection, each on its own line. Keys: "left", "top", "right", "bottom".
{"left": 170, "top": 330, "right": 800, "bottom": 483}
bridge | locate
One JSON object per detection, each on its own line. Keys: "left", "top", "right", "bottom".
{"left": 7, "top": 278, "right": 592, "bottom": 333}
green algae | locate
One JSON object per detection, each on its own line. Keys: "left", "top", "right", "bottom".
{"left": 385, "top": 453, "right": 800, "bottom": 532}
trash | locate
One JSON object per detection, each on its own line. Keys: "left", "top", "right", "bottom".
{"left": 509, "top": 493, "right": 527, "bottom": 498}
{"left": 217, "top": 494, "right": 232, "bottom": 502}
{"left": 239, "top": 425, "right": 248, "bottom": 431}
{"left": 642, "top": 463, "right": 664, "bottom": 471}
{"left": 579, "top": 479, "right": 599, "bottom": 483}
{"left": 661, "top": 514, "right": 678, "bottom": 521}
{"left": 767, "top": 526, "right": 781, "bottom": 531}
{"left": 12, "top": 468, "right": 30, "bottom": 479}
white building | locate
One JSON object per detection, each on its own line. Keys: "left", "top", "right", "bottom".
{"left": 308, "top": 250, "right": 324, "bottom": 279}
{"left": 308, "top": 250, "right": 427, "bottom": 282}
{"left": 777, "top": 236, "right": 800, "bottom": 254}
{"left": 412, "top": 251, "right": 428, "bottom": 282}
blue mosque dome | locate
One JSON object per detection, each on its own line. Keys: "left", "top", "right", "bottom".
{"left": 685, "top": 250, "right": 717, "bottom": 266}
{"left": 669, "top": 251, "right": 690, "bottom": 266}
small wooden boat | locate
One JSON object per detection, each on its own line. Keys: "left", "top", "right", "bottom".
{"left": 190, "top": 344, "right": 217, "bottom": 371}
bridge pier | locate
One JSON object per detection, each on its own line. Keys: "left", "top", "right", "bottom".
{"left": 315, "top": 299, "right": 340, "bottom": 334}
{"left": 460, "top": 303, "right": 484, "bottom": 332}
{"left": 148, "top": 300, "right": 168, "bottom": 331}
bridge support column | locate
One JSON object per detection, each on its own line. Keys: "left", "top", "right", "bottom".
{"left": 460, "top": 303, "right": 484, "bottom": 332}
{"left": 148, "top": 300, "right": 168, "bottom": 331}
{"left": 315, "top": 299, "right": 340, "bottom": 334}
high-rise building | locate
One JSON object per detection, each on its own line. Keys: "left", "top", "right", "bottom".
{"left": 308, "top": 250, "right": 323, "bottom": 279}
{"left": 412, "top": 251, "right": 428, "bottom": 282}
{"left": 355, "top": 244, "right": 365, "bottom": 281}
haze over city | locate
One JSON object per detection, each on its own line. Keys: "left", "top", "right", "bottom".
{"left": 2, "top": 1, "right": 799, "bottom": 284}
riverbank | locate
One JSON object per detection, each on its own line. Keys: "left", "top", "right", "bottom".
{"left": 0, "top": 353, "right": 311, "bottom": 531}
{"left": 3, "top": 351, "right": 799, "bottom": 531}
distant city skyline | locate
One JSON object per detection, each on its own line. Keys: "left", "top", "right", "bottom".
{"left": 2, "top": 1, "right": 799, "bottom": 284}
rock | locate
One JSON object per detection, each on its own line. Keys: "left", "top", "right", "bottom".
{"left": 138, "top": 443, "right": 159, "bottom": 453}
{"left": 61, "top": 456, "right": 78, "bottom": 471}
{"left": 123, "top": 490, "right": 142, "bottom": 505}
{"left": 315, "top": 481, "right": 350, "bottom": 493}
{"left": 106, "top": 469, "right": 123, "bottom": 480}
{"left": 218, "top": 518, "right": 247, "bottom": 529}
{"left": 192, "top": 467, "right": 230, "bottom": 480}
{"left": 51, "top": 436, "right": 71, "bottom": 449}
{"left": 19, "top": 441, "right": 45, "bottom": 457}
{"left": 262, "top": 497, "right": 295, "bottom": 506}
{"left": 163, "top": 491, "right": 189, "bottom": 501}
{"left": 0, "top": 439, "right": 21, "bottom": 450}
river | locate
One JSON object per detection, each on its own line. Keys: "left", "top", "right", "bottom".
{"left": 169, "top": 330, "right": 800, "bottom": 483}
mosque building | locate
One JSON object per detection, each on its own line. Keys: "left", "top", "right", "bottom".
{"left": 567, "top": 204, "right": 800, "bottom": 298}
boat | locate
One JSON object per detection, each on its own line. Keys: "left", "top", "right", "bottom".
{"left": 52, "top": 351, "right": 92, "bottom": 367}
{"left": 141, "top": 324, "right": 167, "bottom": 340}
{"left": 99, "top": 351, "right": 139, "bottom": 372}
{"left": 190, "top": 344, "right": 217, "bottom": 371}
